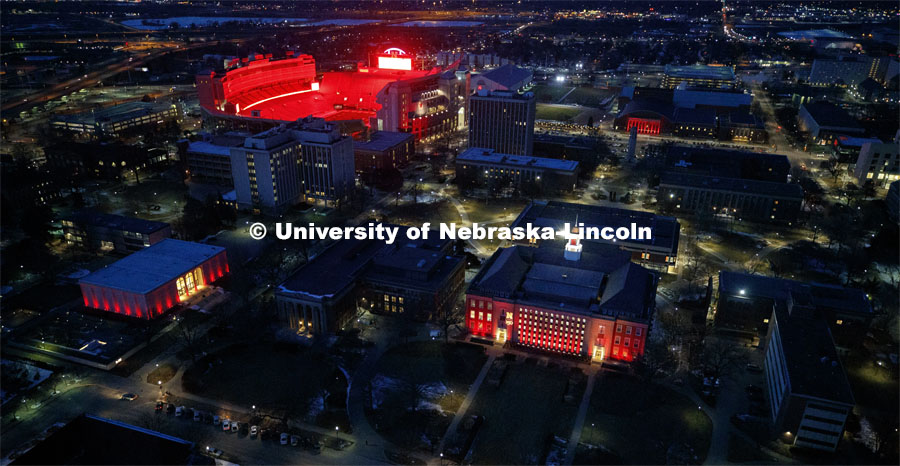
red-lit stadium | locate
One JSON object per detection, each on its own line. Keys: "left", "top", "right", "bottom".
{"left": 196, "top": 48, "right": 470, "bottom": 141}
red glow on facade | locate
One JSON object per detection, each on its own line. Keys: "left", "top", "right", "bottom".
{"left": 626, "top": 118, "right": 661, "bottom": 135}
{"left": 196, "top": 52, "right": 467, "bottom": 142}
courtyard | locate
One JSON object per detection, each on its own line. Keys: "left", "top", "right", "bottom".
{"left": 465, "top": 358, "right": 585, "bottom": 465}
{"left": 366, "top": 341, "right": 487, "bottom": 451}
{"left": 576, "top": 373, "right": 713, "bottom": 465}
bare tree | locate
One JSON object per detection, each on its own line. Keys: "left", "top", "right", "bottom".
{"left": 432, "top": 309, "right": 462, "bottom": 343}
{"left": 176, "top": 317, "right": 204, "bottom": 364}
{"left": 632, "top": 339, "right": 672, "bottom": 384}
{"left": 699, "top": 338, "right": 747, "bottom": 381}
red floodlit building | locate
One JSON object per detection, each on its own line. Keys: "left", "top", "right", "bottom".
{"left": 196, "top": 49, "right": 470, "bottom": 142}
{"left": 465, "top": 235, "right": 658, "bottom": 363}
{"left": 79, "top": 239, "right": 228, "bottom": 319}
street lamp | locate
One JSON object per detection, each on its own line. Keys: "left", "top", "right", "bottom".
{"left": 335, "top": 426, "right": 340, "bottom": 440}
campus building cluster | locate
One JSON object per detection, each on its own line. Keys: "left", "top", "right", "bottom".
{"left": 711, "top": 271, "right": 873, "bottom": 451}
{"left": 51, "top": 101, "right": 182, "bottom": 139}
{"left": 228, "top": 116, "right": 355, "bottom": 214}
{"left": 275, "top": 227, "right": 465, "bottom": 335}
{"left": 614, "top": 86, "right": 766, "bottom": 142}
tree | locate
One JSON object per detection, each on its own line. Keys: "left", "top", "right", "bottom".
{"left": 176, "top": 317, "right": 204, "bottom": 364}
{"left": 699, "top": 338, "right": 746, "bottom": 380}
{"left": 432, "top": 310, "right": 461, "bottom": 343}
{"left": 632, "top": 339, "right": 671, "bottom": 384}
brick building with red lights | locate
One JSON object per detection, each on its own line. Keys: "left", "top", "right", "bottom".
{"left": 465, "top": 235, "right": 658, "bottom": 363}
{"left": 79, "top": 239, "right": 228, "bottom": 319}
{"left": 196, "top": 49, "right": 469, "bottom": 142}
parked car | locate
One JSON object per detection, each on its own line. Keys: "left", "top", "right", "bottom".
{"left": 280, "top": 433, "right": 289, "bottom": 445}
{"left": 230, "top": 421, "right": 238, "bottom": 432}
{"left": 250, "top": 425, "right": 258, "bottom": 438}
{"left": 193, "top": 410, "right": 202, "bottom": 422}
{"left": 213, "top": 415, "right": 220, "bottom": 426}
{"left": 155, "top": 402, "right": 164, "bottom": 412}
{"left": 205, "top": 447, "right": 223, "bottom": 458}
{"left": 746, "top": 363, "right": 763, "bottom": 373}
{"left": 222, "top": 419, "right": 231, "bottom": 431}
{"left": 175, "top": 406, "right": 184, "bottom": 417}
{"left": 260, "top": 429, "right": 271, "bottom": 441}
{"left": 166, "top": 403, "right": 175, "bottom": 414}
{"left": 290, "top": 435, "right": 299, "bottom": 447}
{"left": 121, "top": 393, "right": 138, "bottom": 401}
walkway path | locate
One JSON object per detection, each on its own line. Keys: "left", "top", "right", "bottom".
{"left": 562, "top": 368, "right": 598, "bottom": 465}
{"left": 556, "top": 87, "right": 577, "bottom": 104}
{"left": 446, "top": 195, "right": 489, "bottom": 256}
{"left": 437, "top": 353, "right": 496, "bottom": 453}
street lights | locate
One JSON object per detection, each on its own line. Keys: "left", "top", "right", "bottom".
{"left": 335, "top": 425, "right": 340, "bottom": 440}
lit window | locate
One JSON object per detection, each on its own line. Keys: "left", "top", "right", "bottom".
{"left": 486, "top": 314, "right": 492, "bottom": 322}
{"left": 470, "top": 311, "right": 475, "bottom": 319}
{"left": 616, "top": 324, "right": 623, "bottom": 333}
{"left": 836, "top": 319, "right": 843, "bottom": 325}
{"left": 478, "top": 312, "right": 483, "bottom": 320}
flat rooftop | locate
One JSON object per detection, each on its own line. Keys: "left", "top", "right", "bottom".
{"left": 67, "top": 210, "right": 170, "bottom": 235}
{"left": 719, "top": 271, "right": 872, "bottom": 316}
{"left": 458, "top": 148, "right": 579, "bottom": 172}
{"left": 664, "top": 145, "right": 791, "bottom": 182}
{"left": 774, "top": 306, "right": 855, "bottom": 405}
{"left": 660, "top": 172, "right": 804, "bottom": 199}
{"left": 79, "top": 239, "right": 225, "bottom": 294}
{"left": 278, "top": 225, "right": 450, "bottom": 299}
{"left": 664, "top": 64, "right": 735, "bottom": 81}
{"left": 673, "top": 88, "right": 752, "bottom": 109}
{"left": 354, "top": 131, "right": 413, "bottom": 152}
{"left": 801, "top": 101, "right": 863, "bottom": 130}
{"left": 53, "top": 101, "right": 178, "bottom": 125}
{"left": 10, "top": 414, "right": 199, "bottom": 465}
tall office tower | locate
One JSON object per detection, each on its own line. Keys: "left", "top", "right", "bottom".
{"left": 229, "top": 117, "right": 354, "bottom": 214}
{"left": 230, "top": 125, "right": 304, "bottom": 215}
{"left": 292, "top": 116, "right": 355, "bottom": 207}
{"left": 468, "top": 89, "right": 535, "bottom": 157}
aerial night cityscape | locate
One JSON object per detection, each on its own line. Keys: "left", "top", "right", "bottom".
{"left": 0, "top": 0, "right": 898, "bottom": 465}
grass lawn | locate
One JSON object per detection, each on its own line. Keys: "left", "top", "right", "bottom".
{"left": 842, "top": 353, "right": 899, "bottom": 417}
{"left": 726, "top": 433, "right": 770, "bottom": 463}
{"left": 182, "top": 343, "right": 339, "bottom": 419}
{"left": 576, "top": 373, "right": 712, "bottom": 465}
{"left": 536, "top": 104, "right": 583, "bottom": 122}
{"left": 368, "top": 341, "right": 488, "bottom": 450}
{"left": 532, "top": 84, "right": 573, "bottom": 104}
{"left": 563, "top": 87, "right": 615, "bottom": 107}
{"left": 146, "top": 362, "right": 178, "bottom": 385}
{"left": 468, "top": 362, "right": 583, "bottom": 465}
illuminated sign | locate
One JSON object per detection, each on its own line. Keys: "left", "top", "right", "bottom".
{"left": 378, "top": 56, "right": 412, "bottom": 71}
{"left": 377, "top": 47, "right": 413, "bottom": 70}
